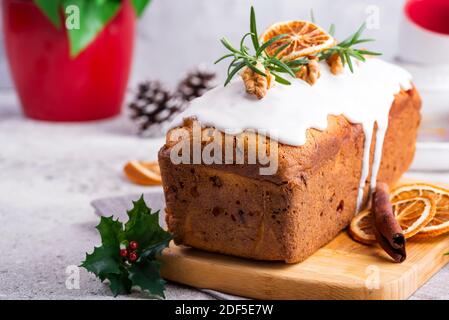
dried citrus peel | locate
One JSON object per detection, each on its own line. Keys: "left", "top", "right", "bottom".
{"left": 260, "top": 20, "right": 335, "bottom": 61}
{"left": 124, "top": 161, "right": 162, "bottom": 186}
{"left": 349, "top": 183, "right": 449, "bottom": 244}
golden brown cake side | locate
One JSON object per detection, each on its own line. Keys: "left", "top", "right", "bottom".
{"left": 158, "top": 88, "right": 421, "bottom": 263}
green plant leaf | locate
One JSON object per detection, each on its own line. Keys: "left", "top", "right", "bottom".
{"left": 271, "top": 72, "right": 291, "bottom": 85}
{"left": 33, "top": 0, "right": 62, "bottom": 29}
{"left": 131, "top": 0, "right": 152, "bottom": 17}
{"left": 124, "top": 196, "right": 172, "bottom": 249}
{"left": 108, "top": 270, "right": 133, "bottom": 296}
{"left": 329, "top": 23, "right": 336, "bottom": 36}
{"left": 224, "top": 61, "right": 246, "bottom": 86}
{"left": 268, "top": 57, "right": 296, "bottom": 77}
{"left": 81, "top": 195, "right": 171, "bottom": 298}
{"left": 220, "top": 37, "right": 239, "bottom": 54}
{"left": 62, "top": 0, "right": 122, "bottom": 57}
{"left": 96, "top": 216, "right": 124, "bottom": 247}
{"left": 139, "top": 241, "right": 172, "bottom": 261}
{"left": 129, "top": 259, "right": 166, "bottom": 298}
{"left": 273, "top": 43, "right": 290, "bottom": 58}
{"left": 250, "top": 6, "right": 260, "bottom": 51}
{"left": 256, "top": 34, "right": 288, "bottom": 57}
{"left": 244, "top": 60, "right": 266, "bottom": 77}
{"left": 34, "top": 0, "right": 151, "bottom": 57}
{"left": 81, "top": 245, "right": 121, "bottom": 279}
{"left": 214, "top": 53, "right": 234, "bottom": 65}
{"left": 240, "top": 32, "right": 253, "bottom": 54}
{"left": 310, "top": 9, "right": 316, "bottom": 23}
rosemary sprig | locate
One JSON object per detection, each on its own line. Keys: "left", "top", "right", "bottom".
{"left": 215, "top": 6, "right": 308, "bottom": 86}
{"left": 319, "top": 23, "right": 382, "bottom": 72}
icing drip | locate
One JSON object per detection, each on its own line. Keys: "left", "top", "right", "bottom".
{"left": 169, "top": 59, "right": 412, "bottom": 212}
{"left": 356, "top": 120, "right": 374, "bottom": 211}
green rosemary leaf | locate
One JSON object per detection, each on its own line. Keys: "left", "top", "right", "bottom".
{"left": 256, "top": 34, "right": 289, "bottom": 57}
{"left": 317, "top": 49, "right": 333, "bottom": 61}
{"left": 286, "top": 58, "right": 309, "bottom": 67}
{"left": 216, "top": 7, "right": 303, "bottom": 87}
{"left": 345, "top": 52, "right": 354, "bottom": 72}
{"left": 227, "top": 58, "right": 238, "bottom": 76}
{"left": 348, "top": 50, "right": 366, "bottom": 62}
{"left": 216, "top": 8, "right": 382, "bottom": 88}
{"left": 269, "top": 66, "right": 289, "bottom": 73}
{"left": 352, "top": 38, "right": 375, "bottom": 45}
{"left": 268, "top": 58, "right": 296, "bottom": 78}
{"left": 271, "top": 72, "right": 291, "bottom": 85}
{"left": 340, "top": 23, "right": 367, "bottom": 47}
{"left": 329, "top": 23, "right": 336, "bottom": 36}
{"left": 224, "top": 61, "right": 246, "bottom": 86}
{"left": 357, "top": 49, "right": 382, "bottom": 56}
{"left": 250, "top": 6, "right": 260, "bottom": 51}
{"left": 214, "top": 53, "right": 235, "bottom": 65}
{"left": 350, "top": 23, "right": 366, "bottom": 46}
{"left": 220, "top": 38, "right": 239, "bottom": 54}
{"left": 273, "top": 43, "right": 290, "bottom": 58}
{"left": 240, "top": 32, "right": 253, "bottom": 54}
{"left": 339, "top": 51, "right": 346, "bottom": 66}
{"left": 244, "top": 60, "right": 267, "bottom": 77}
{"left": 310, "top": 9, "right": 316, "bottom": 23}
{"left": 318, "top": 19, "right": 382, "bottom": 74}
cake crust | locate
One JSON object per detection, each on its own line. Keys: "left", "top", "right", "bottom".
{"left": 159, "top": 88, "right": 421, "bottom": 263}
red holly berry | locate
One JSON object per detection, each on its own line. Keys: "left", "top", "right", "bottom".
{"left": 129, "top": 251, "right": 138, "bottom": 262}
{"left": 129, "top": 241, "right": 139, "bottom": 250}
{"left": 119, "top": 249, "right": 128, "bottom": 258}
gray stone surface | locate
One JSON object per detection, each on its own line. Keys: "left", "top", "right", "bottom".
{"left": 0, "top": 91, "right": 214, "bottom": 300}
{"left": 0, "top": 89, "right": 448, "bottom": 300}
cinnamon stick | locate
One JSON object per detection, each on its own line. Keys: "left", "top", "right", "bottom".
{"left": 372, "top": 183, "right": 406, "bottom": 263}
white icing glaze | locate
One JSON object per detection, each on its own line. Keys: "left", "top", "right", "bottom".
{"left": 170, "top": 59, "right": 412, "bottom": 210}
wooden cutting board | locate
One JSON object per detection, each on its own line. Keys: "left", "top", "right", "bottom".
{"left": 160, "top": 223, "right": 449, "bottom": 300}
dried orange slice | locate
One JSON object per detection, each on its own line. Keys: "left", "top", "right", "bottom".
{"left": 349, "top": 208, "right": 376, "bottom": 245}
{"left": 124, "top": 160, "right": 162, "bottom": 186}
{"left": 260, "top": 20, "right": 335, "bottom": 60}
{"left": 349, "top": 196, "right": 435, "bottom": 245}
{"left": 391, "top": 183, "right": 449, "bottom": 239}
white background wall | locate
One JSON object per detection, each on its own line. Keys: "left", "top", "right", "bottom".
{"left": 0, "top": 0, "right": 406, "bottom": 89}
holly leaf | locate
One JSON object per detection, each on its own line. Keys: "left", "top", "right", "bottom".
{"left": 33, "top": 0, "right": 62, "bottom": 29}
{"left": 62, "top": 0, "right": 122, "bottom": 57}
{"left": 129, "top": 259, "right": 166, "bottom": 298}
{"left": 124, "top": 196, "right": 172, "bottom": 249}
{"left": 139, "top": 239, "right": 172, "bottom": 261}
{"left": 131, "top": 0, "right": 152, "bottom": 17}
{"left": 82, "top": 195, "right": 171, "bottom": 298}
{"left": 81, "top": 245, "right": 121, "bottom": 279}
{"left": 96, "top": 216, "right": 124, "bottom": 247}
{"left": 108, "top": 269, "right": 133, "bottom": 296}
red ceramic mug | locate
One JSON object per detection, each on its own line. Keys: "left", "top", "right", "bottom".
{"left": 398, "top": 0, "right": 449, "bottom": 64}
{"left": 2, "top": 0, "right": 136, "bottom": 121}
{"left": 405, "top": 0, "right": 449, "bottom": 35}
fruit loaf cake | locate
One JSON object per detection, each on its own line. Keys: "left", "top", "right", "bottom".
{"left": 159, "top": 87, "right": 420, "bottom": 263}
{"left": 158, "top": 15, "right": 421, "bottom": 263}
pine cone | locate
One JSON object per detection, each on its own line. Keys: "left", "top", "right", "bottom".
{"left": 129, "top": 81, "right": 186, "bottom": 137}
{"left": 177, "top": 66, "right": 217, "bottom": 101}
{"left": 296, "top": 56, "right": 321, "bottom": 85}
{"left": 241, "top": 63, "right": 273, "bottom": 99}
